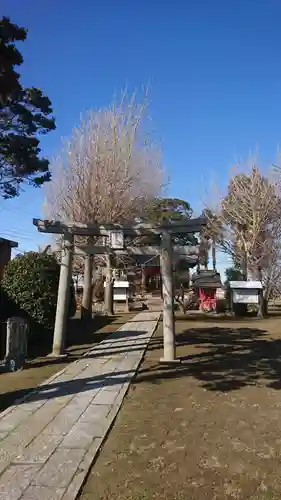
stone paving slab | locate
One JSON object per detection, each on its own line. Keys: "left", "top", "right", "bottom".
{"left": 0, "top": 311, "right": 160, "bottom": 499}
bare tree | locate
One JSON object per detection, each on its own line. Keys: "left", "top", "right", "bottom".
{"left": 200, "top": 209, "right": 223, "bottom": 271}
{"left": 44, "top": 90, "right": 164, "bottom": 316}
{"left": 205, "top": 162, "right": 281, "bottom": 316}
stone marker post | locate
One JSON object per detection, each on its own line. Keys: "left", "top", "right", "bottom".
{"left": 5, "top": 317, "right": 28, "bottom": 371}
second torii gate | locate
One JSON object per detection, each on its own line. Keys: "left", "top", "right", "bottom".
{"left": 33, "top": 217, "right": 206, "bottom": 363}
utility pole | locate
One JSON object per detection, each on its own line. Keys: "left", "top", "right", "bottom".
{"left": 50, "top": 233, "right": 73, "bottom": 357}
{"left": 160, "top": 231, "right": 177, "bottom": 362}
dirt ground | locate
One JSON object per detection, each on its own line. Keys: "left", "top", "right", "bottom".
{"left": 80, "top": 312, "right": 281, "bottom": 500}
{"left": 0, "top": 313, "right": 133, "bottom": 412}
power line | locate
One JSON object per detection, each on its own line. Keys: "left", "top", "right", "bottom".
{"left": 0, "top": 205, "right": 38, "bottom": 218}
{"left": 1, "top": 227, "right": 36, "bottom": 237}
{"left": 0, "top": 225, "right": 51, "bottom": 241}
{"left": 0, "top": 231, "right": 35, "bottom": 242}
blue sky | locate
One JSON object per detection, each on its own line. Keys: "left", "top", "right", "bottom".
{"left": 1, "top": 1, "right": 281, "bottom": 275}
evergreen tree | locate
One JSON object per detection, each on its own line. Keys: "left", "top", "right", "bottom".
{"left": 0, "top": 17, "right": 55, "bottom": 198}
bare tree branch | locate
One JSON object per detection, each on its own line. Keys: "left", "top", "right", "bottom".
{"left": 43, "top": 89, "right": 165, "bottom": 313}
{"left": 205, "top": 161, "right": 281, "bottom": 299}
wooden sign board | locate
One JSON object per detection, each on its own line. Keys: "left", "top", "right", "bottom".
{"left": 233, "top": 289, "right": 259, "bottom": 304}
{"left": 109, "top": 231, "right": 124, "bottom": 249}
{"left": 229, "top": 281, "right": 262, "bottom": 289}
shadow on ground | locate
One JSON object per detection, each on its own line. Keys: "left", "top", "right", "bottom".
{"left": 0, "top": 314, "right": 133, "bottom": 412}
{"left": 175, "top": 311, "right": 281, "bottom": 322}
{"left": 26, "top": 315, "right": 119, "bottom": 360}
{"left": 2, "top": 322, "right": 281, "bottom": 412}
{"left": 136, "top": 325, "right": 281, "bottom": 392}
{"left": 0, "top": 328, "right": 150, "bottom": 408}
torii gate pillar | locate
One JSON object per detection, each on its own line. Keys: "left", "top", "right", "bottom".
{"left": 49, "top": 232, "right": 73, "bottom": 357}
{"left": 160, "top": 231, "right": 178, "bottom": 363}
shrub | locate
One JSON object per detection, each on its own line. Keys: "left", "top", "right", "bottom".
{"left": 1, "top": 252, "right": 76, "bottom": 334}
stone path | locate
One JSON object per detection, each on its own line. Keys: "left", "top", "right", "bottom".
{"left": 0, "top": 311, "right": 160, "bottom": 500}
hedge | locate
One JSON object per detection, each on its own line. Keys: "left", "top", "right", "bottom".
{"left": 1, "top": 252, "right": 76, "bottom": 334}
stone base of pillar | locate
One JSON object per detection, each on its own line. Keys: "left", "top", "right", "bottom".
{"left": 159, "top": 357, "right": 181, "bottom": 364}
{"left": 47, "top": 352, "right": 68, "bottom": 358}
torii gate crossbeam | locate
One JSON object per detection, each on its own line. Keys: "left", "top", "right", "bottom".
{"left": 33, "top": 218, "right": 206, "bottom": 362}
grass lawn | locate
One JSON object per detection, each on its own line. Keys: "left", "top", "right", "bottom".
{"left": 80, "top": 313, "right": 281, "bottom": 500}
{"left": 0, "top": 313, "right": 134, "bottom": 413}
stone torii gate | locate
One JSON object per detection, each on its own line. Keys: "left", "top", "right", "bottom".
{"left": 33, "top": 217, "right": 206, "bottom": 363}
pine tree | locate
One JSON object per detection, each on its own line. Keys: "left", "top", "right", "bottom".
{"left": 0, "top": 17, "right": 56, "bottom": 198}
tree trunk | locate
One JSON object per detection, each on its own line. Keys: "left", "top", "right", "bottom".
{"left": 141, "top": 265, "right": 146, "bottom": 294}
{"left": 263, "top": 297, "right": 268, "bottom": 316}
{"left": 104, "top": 254, "right": 114, "bottom": 315}
{"left": 257, "top": 293, "right": 264, "bottom": 318}
{"left": 256, "top": 267, "right": 266, "bottom": 318}
{"left": 81, "top": 254, "right": 93, "bottom": 320}
{"left": 262, "top": 284, "right": 271, "bottom": 318}
{"left": 241, "top": 254, "right": 248, "bottom": 280}
{"left": 212, "top": 239, "right": 216, "bottom": 271}
{"left": 203, "top": 240, "right": 208, "bottom": 270}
